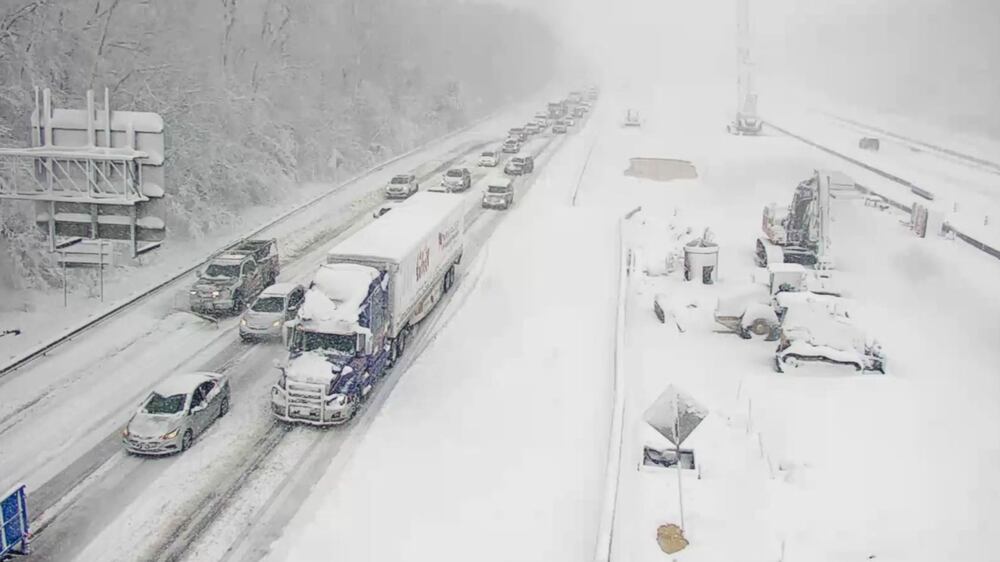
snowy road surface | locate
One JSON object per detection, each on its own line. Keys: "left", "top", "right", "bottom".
{"left": 0, "top": 100, "right": 585, "bottom": 561}
{"left": 266, "top": 104, "right": 619, "bottom": 562}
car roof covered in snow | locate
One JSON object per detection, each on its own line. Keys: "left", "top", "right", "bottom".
{"left": 152, "top": 372, "right": 219, "bottom": 396}
{"left": 260, "top": 282, "right": 300, "bottom": 297}
{"left": 327, "top": 192, "right": 464, "bottom": 265}
{"left": 487, "top": 176, "right": 512, "bottom": 188}
{"left": 212, "top": 253, "right": 248, "bottom": 264}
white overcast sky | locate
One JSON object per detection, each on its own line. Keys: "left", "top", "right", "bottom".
{"left": 484, "top": 0, "right": 1000, "bottom": 135}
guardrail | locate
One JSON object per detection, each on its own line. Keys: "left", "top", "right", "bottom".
{"left": 825, "top": 113, "right": 1000, "bottom": 175}
{"left": 765, "top": 121, "right": 1000, "bottom": 263}
{"left": 0, "top": 108, "right": 509, "bottom": 378}
{"left": 593, "top": 205, "right": 641, "bottom": 562}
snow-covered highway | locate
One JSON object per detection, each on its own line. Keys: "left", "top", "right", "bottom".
{"left": 0, "top": 102, "right": 584, "bottom": 561}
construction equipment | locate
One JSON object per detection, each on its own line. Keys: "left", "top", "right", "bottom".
{"left": 727, "top": 0, "right": 762, "bottom": 136}
{"left": 775, "top": 305, "right": 886, "bottom": 374}
{"left": 755, "top": 170, "right": 834, "bottom": 269}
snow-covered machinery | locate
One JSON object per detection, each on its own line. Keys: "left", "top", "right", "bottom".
{"left": 727, "top": 112, "right": 762, "bottom": 136}
{"left": 714, "top": 266, "right": 844, "bottom": 340}
{"left": 756, "top": 171, "right": 834, "bottom": 269}
{"left": 774, "top": 304, "right": 885, "bottom": 374}
{"left": 271, "top": 192, "right": 464, "bottom": 426}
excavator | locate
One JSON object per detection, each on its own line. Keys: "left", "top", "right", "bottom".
{"left": 755, "top": 170, "right": 834, "bottom": 270}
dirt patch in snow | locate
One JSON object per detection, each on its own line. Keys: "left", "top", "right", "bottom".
{"left": 624, "top": 158, "right": 698, "bottom": 183}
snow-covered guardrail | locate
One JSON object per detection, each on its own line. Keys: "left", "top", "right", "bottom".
{"left": 765, "top": 120, "right": 1000, "bottom": 263}
{"left": 825, "top": 113, "right": 1000, "bottom": 175}
{"left": 0, "top": 108, "right": 511, "bottom": 379}
{"left": 593, "top": 205, "right": 641, "bottom": 562}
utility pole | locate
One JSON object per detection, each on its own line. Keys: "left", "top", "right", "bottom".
{"left": 729, "top": 0, "right": 762, "bottom": 135}
{"left": 736, "top": 0, "right": 751, "bottom": 113}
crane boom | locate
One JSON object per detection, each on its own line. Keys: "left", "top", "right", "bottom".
{"left": 728, "top": 0, "right": 762, "bottom": 135}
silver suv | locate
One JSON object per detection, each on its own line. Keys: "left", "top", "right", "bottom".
{"left": 385, "top": 174, "right": 419, "bottom": 199}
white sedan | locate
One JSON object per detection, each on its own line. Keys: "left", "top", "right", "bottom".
{"left": 122, "top": 372, "right": 231, "bottom": 455}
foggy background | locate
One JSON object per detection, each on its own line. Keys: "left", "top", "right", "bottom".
{"left": 2, "top": 0, "right": 998, "bottom": 290}
{"left": 505, "top": 0, "right": 1000, "bottom": 138}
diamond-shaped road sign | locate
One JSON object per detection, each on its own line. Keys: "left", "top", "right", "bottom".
{"left": 644, "top": 385, "right": 708, "bottom": 447}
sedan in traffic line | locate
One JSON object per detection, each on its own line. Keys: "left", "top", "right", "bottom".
{"left": 122, "top": 372, "right": 231, "bottom": 455}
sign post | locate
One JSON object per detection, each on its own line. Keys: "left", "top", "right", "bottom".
{"left": 644, "top": 384, "right": 708, "bottom": 532}
{"left": 1, "top": 484, "right": 30, "bottom": 557}
{"left": 99, "top": 239, "right": 104, "bottom": 302}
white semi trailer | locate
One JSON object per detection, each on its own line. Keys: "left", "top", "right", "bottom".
{"left": 271, "top": 192, "right": 465, "bottom": 425}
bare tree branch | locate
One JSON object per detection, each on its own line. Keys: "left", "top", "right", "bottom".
{"left": 88, "top": 0, "right": 120, "bottom": 88}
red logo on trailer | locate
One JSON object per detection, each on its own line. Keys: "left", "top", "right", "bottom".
{"left": 416, "top": 246, "right": 431, "bottom": 281}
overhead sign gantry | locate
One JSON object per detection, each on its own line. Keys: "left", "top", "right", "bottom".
{"left": 0, "top": 87, "right": 165, "bottom": 258}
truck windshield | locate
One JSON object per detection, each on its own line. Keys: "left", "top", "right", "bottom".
{"left": 301, "top": 331, "right": 355, "bottom": 355}
{"left": 143, "top": 393, "right": 186, "bottom": 415}
{"left": 252, "top": 296, "right": 285, "bottom": 313}
{"left": 205, "top": 264, "right": 239, "bottom": 278}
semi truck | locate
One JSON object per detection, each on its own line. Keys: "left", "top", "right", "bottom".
{"left": 270, "top": 192, "right": 465, "bottom": 425}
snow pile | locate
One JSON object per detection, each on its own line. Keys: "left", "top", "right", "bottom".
{"left": 285, "top": 351, "right": 337, "bottom": 385}
{"left": 781, "top": 305, "right": 865, "bottom": 353}
{"left": 300, "top": 263, "right": 379, "bottom": 332}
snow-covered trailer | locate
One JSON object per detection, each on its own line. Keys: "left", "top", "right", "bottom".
{"left": 271, "top": 192, "right": 464, "bottom": 426}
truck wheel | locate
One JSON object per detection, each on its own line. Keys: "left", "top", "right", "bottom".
{"left": 396, "top": 330, "right": 407, "bottom": 358}
{"left": 749, "top": 318, "right": 772, "bottom": 336}
{"left": 443, "top": 266, "right": 454, "bottom": 293}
